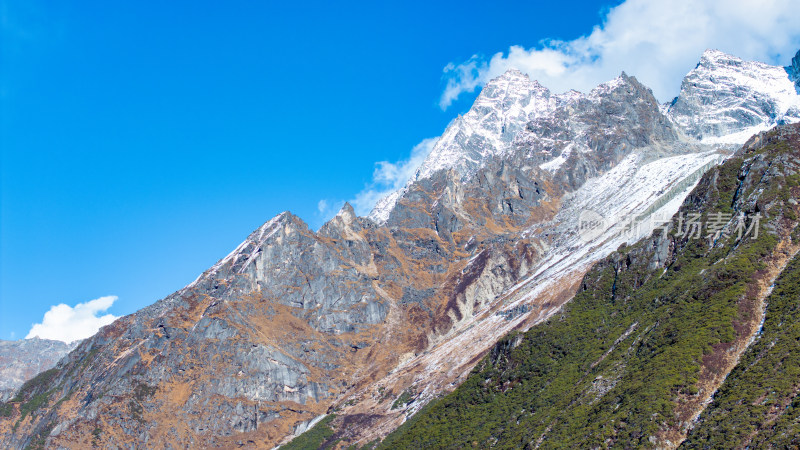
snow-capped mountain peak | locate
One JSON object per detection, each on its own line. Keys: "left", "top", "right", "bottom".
{"left": 588, "top": 72, "right": 633, "bottom": 97}
{"left": 698, "top": 48, "right": 742, "bottom": 67}
{"left": 365, "top": 69, "right": 558, "bottom": 224}
{"left": 667, "top": 48, "right": 800, "bottom": 144}
{"left": 413, "top": 69, "right": 555, "bottom": 182}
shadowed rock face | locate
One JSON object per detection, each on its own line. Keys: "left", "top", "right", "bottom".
{"left": 788, "top": 49, "right": 800, "bottom": 93}
{"left": 0, "top": 339, "right": 78, "bottom": 401}
{"left": 1, "top": 49, "right": 798, "bottom": 449}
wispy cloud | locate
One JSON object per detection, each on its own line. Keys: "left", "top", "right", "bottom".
{"left": 26, "top": 296, "right": 119, "bottom": 343}
{"left": 317, "top": 199, "right": 329, "bottom": 215}
{"left": 440, "top": 0, "right": 800, "bottom": 108}
{"left": 351, "top": 137, "right": 438, "bottom": 217}
{"left": 317, "top": 137, "right": 439, "bottom": 223}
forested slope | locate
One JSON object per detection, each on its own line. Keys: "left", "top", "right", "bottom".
{"left": 379, "top": 124, "right": 800, "bottom": 448}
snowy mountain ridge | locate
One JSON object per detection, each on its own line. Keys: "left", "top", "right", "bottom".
{"left": 369, "top": 49, "right": 800, "bottom": 224}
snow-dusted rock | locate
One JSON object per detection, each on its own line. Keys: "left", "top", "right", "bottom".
{"left": 416, "top": 69, "right": 555, "bottom": 182}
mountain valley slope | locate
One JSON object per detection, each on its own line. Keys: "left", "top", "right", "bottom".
{"left": 377, "top": 123, "right": 800, "bottom": 449}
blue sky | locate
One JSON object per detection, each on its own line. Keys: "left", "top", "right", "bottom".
{"left": 2, "top": 0, "right": 799, "bottom": 342}
{"left": 0, "top": 0, "right": 620, "bottom": 340}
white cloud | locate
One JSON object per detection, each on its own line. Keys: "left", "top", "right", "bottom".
{"left": 440, "top": 0, "right": 800, "bottom": 108}
{"left": 351, "top": 137, "right": 438, "bottom": 216}
{"left": 26, "top": 296, "right": 119, "bottom": 343}
{"left": 316, "top": 137, "right": 439, "bottom": 223}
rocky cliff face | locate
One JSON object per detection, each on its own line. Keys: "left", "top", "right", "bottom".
{"left": 788, "top": 49, "right": 800, "bottom": 93}
{"left": 0, "top": 339, "right": 78, "bottom": 401}
{"left": 1, "top": 49, "right": 798, "bottom": 449}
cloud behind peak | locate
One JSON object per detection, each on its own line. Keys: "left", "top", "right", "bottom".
{"left": 439, "top": 0, "right": 800, "bottom": 109}
{"left": 26, "top": 296, "right": 119, "bottom": 343}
